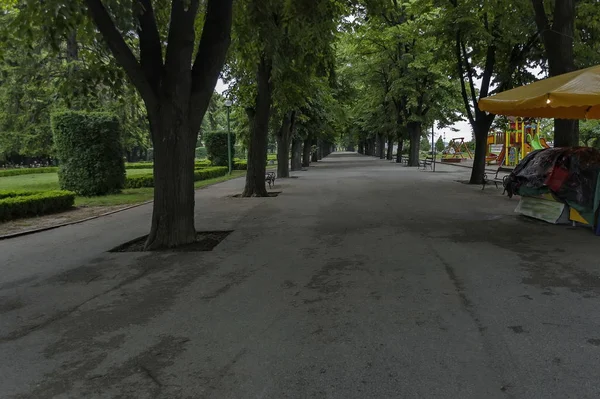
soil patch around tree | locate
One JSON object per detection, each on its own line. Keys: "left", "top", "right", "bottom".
{"left": 110, "top": 231, "right": 233, "bottom": 252}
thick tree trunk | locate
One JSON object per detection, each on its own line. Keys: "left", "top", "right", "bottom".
{"left": 532, "top": 0, "right": 578, "bottom": 146}
{"left": 386, "top": 136, "right": 393, "bottom": 160}
{"left": 243, "top": 55, "right": 272, "bottom": 197}
{"left": 554, "top": 119, "right": 578, "bottom": 147}
{"left": 468, "top": 122, "right": 492, "bottom": 184}
{"left": 276, "top": 111, "right": 295, "bottom": 178}
{"left": 407, "top": 122, "right": 421, "bottom": 166}
{"left": 146, "top": 107, "right": 197, "bottom": 250}
{"left": 317, "top": 140, "right": 323, "bottom": 160}
{"left": 358, "top": 141, "right": 364, "bottom": 154}
{"left": 396, "top": 139, "right": 403, "bottom": 163}
{"left": 302, "top": 138, "right": 312, "bottom": 167}
{"left": 311, "top": 141, "right": 318, "bottom": 162}
{"left": 378, "top": 135, "right": 386, "bottom": 159}
{"left": 291, "top": 137, "right": 302, "bottom": 171}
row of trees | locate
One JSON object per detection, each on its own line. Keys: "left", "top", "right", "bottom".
{"left": 336, "top": 0, "right": 600, "bottom": 183}
{"left": 1, "top": 0, "right": 346, "bottom": 248}
{"left": 3, "top": 0, "right": 600, "bottom": 249}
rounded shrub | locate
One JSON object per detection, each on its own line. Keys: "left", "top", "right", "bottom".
{"left": 195, "top": 146, "right": 208, "bottom": 159}
{"left": 204, "top": 131, "right": 235, "bottom": 167}
{"left": 52, "top": 111, "right": 125, "bottom": 196}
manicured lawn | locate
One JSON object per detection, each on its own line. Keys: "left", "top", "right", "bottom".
{"left": 0, "top": 169, "right": 154, "bottom": 192}
{"left": 0, "top": 169, "right": 246, "bottom": 207}
{"left": 0, "top": 172, "right": 60, "bottom": 191}
{"left": 123, "top": 168, "right": 154, "bottom": 176}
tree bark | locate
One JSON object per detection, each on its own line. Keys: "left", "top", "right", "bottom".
{"left": 86, "top": 0, "right": 233, "bottom": 249}
{"left": 386, "top": 136, "right": 393, "bottom": 160}
{"left": 378, "top": 134, "right": 386, "bottom": 159}
{"left": 469, "top": 120, "right": 493, "bottom": 184}
{"left": 396, "top": 139, "right": 403, "bottom": 163}
{"left": 145, "top": 104, "right": 197, "bottom": 249}
{"left": 532, "top": 0, "right": 578, "bottom": 146}
{"left": 407, "top": 122, "right": 421, "bottom": 166}
{"left": 291, "top": 137, "right": 302, "bottom": 170}
{"left": 358, "top": 141, "right": 364, "bottom": 154}
{"left": 302, "top": 138, "right": 312, "bottom": 167}
{"left": 276, "top": 111, "right": 295, "bottom": 178}
{"left": 317, "top": 139, "right": 323, "bottom": 160}
{"left": 242, "top": 55, "right": 272, "bottom": 197}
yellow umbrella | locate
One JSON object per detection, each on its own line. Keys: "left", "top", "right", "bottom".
{"left": 478, "top": 65, "right": 600, "bottom": 119}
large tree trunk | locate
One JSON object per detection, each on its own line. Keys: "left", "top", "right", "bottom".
{"left": 311, "top": 138, "right": 318, "bottom": 162}
{"left": 276, "top": 111, "right": 295, "bottom": 178}
{"left": 146, "top": 105, "right": 197, "bottom": 249}
{"left": 378, "top": 135, "right": 386, "bottom": 159}
{"left": 468, "top": 121, "right": 493, "bottom": 184}
{"left": 243, "top": 55, "right": 272, "bottom": 197}
{"left": 291, "top": 137, "right": 302, "bottom": 171}
{"left": 532, "top": 0, "right": 578, "bottom": 146}
{"left": 396, "top": 139, "right": 403, "bottom": 163}
{"left": 358, "top": 141, "right": 364, "bottom": 154}
{"left": 407, "top": 122, "right": 421, "bottom": 166}
{"left": 386, "top": 136, "right": 393, "bottom": 160}
{"left": 302, "top": 138, "right": 312, "bottom": 167}
{"left": 317, "top": 140, "right": 323, "bottom": 160}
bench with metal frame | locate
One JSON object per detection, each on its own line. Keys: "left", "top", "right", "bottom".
{"left": 482, "top": 166, "right": 512, "bottom": 193}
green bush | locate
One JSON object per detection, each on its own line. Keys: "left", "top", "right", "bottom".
{"left": 195, "top": 146, "right": 208, "bottom": 159}
{"left": 234, "top": 160, "right": 247, "bottom": 170}
{"left": 0, "top": 190, "right": 75, "bottom": 221}
{"left": 204, "top": 131, "right": 235, "bottom": 167}
{"left": 124, "top": 167, "right": 228, "bottom": 188}
{"left": 0, "top": 167, "right": 58, "bottom": 177}
{"left": 52, "top": 111, "right": 125, "bottom": 196}
{"left": 194, "top": 166, "right": 228, "bottom": 180}
{"left": 125, "top": 162, "right": 153, "bottom": 170}
{"left": 124, "top": 174, "right": 154, "bottom": 189}
{"left": 195, "top": 160, "right": 212, "bottom": 169}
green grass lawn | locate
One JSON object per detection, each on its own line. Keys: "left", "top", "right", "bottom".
{"left": 1, "top": 170, "right": 245, "bottom": 207}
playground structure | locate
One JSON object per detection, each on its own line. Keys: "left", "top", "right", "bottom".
{"left": 441, "top": 137, "right": 473, "bottom": 163}
{"left": 486, "top": 117, "right": 550, "bottom": 167}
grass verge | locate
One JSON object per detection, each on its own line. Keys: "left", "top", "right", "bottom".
{"left": 75, "top": 170, "right": 245, "bottom": 207}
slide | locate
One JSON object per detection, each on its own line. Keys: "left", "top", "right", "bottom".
{"left": 495, "top": 145, "right": 506, "bottom": 165}
{"left": 530, "top": 134, "right": 549, "bottom": 150}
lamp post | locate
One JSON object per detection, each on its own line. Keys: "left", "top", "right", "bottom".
{"left": 224, "top": 99, "right": 233, "bottom": 175}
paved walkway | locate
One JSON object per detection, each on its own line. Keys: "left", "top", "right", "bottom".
{"left": 1, "top": 153, "right": 600, "bottom": 398}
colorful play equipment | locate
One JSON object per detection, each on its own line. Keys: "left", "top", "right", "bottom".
{"left": 485, "top": 117, "right": 550, "bottom": 166}
{"left": 441, "top": 137, "right": 473, "bottom": 163}
{"left": 479, "top": 65, "right": 600, "bottom": 235}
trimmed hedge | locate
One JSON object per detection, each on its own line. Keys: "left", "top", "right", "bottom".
{"left": 124, "top": 166, "right": 228, "bottom": 188}
{"left": 52, "top": 111, "right": 125, "bottom": 196}
{"left": 125, "top": 160, "right": 213, "bottom": 171}
{"left": 0, "top": 167, "right": 58, "bottom": 177}
{"left": 195, "top": 147, "right": 208, "bottom": 159}
{"left": 195, "top": 160, "right": 212, "bottom": 168}
{"left": 205, "top": 131, "right": 235, "bottom": 167}
{"left": 125, "top": 162, "right": 153, "bottom": 170}
{"left": 233, "top": 160, "right": 247, "bottom": 170}
{"left": 0, "top": 190, "right": 75, "bottom": 221}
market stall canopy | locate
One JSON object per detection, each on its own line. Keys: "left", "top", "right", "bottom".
{"left": 478, "top": 65, "right": 600, "bottom": 119}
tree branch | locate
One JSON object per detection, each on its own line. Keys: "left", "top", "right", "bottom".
{"left": 189, "top": 0, "right": 234, "bottom": 130}
{"left": 164, "top": 0, "right": 200, "bottom": 75}
{"left": 455, "top": 31, "right": 475, "bottom": 125}
{"left": 85, "top": 0, "right": 157, "bottom": 110}
{"left": 135, "top": 0, "right": 163, "bottom": 94}
{"left": 460, "top": 39, "right": 478, "bottom": 109}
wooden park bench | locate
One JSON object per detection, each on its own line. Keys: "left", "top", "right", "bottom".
{"left": 482, "top": 166, "right": 512, "bottom": 193}
{"left": 420, "top": 156, "right": 434, "bottom": 170}
{"left": 265, "top": 172, "right": 276, "bottom": 189}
